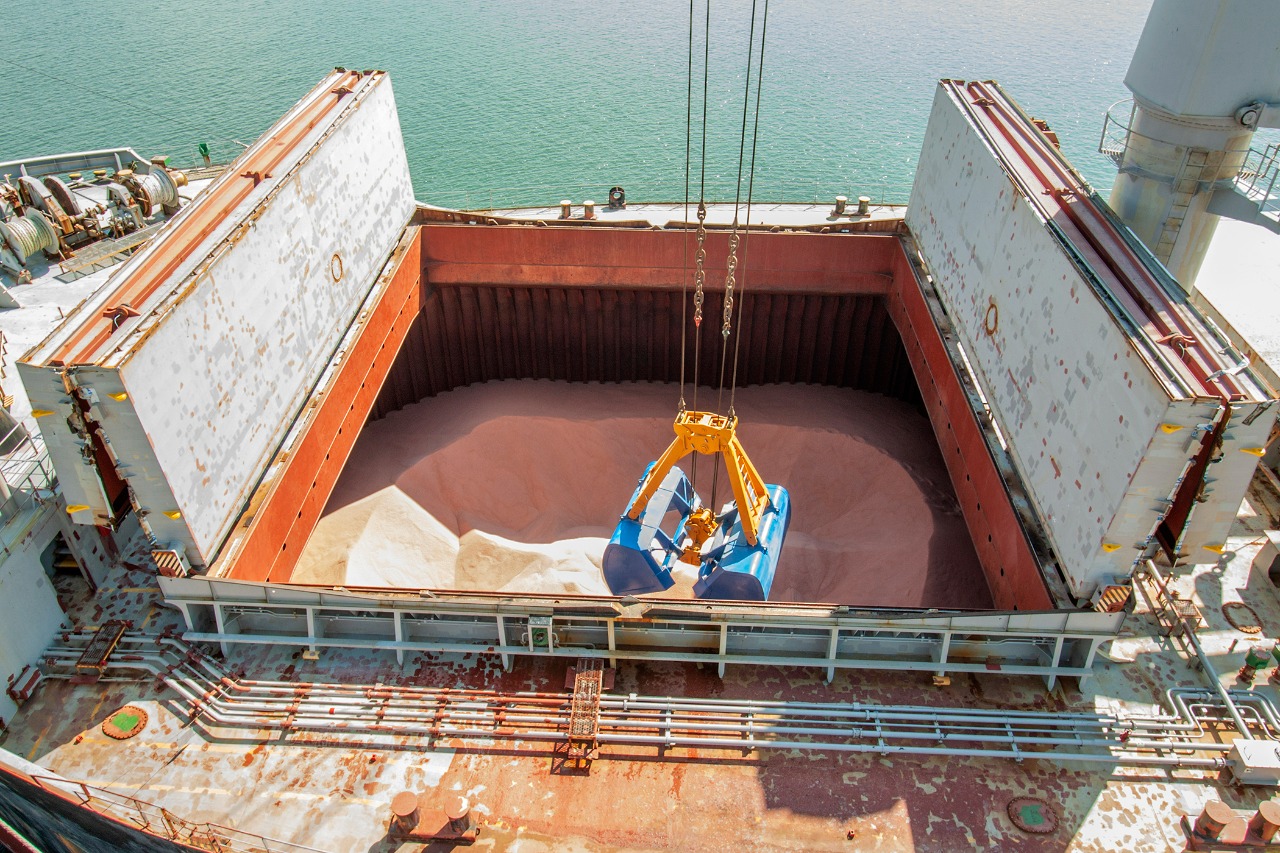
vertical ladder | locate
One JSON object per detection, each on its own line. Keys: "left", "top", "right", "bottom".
{"left": 566, "top": 658, "right": 604, "bottom": 770}
{"left": 1154, "top": 149, "right": 1211, "bottom": 261}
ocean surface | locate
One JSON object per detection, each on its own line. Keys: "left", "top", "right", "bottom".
{"left": 1, "top": 1, "right": 1153, "bottom": 207}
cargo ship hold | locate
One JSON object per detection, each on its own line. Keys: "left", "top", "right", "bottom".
{"left": 3, "top": 1, "right": 1280, "bottom": 850}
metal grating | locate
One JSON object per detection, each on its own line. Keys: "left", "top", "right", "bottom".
{"left": 152, "top": 548, "right": 190, "bottom": 578}
{"left": 74, "top": 621, "right": 129, "bottom": 677}
{"left": 567, "top": 658, "right": 604, "bottom": 769}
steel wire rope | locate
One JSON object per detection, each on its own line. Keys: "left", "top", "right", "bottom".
{"left": 689, "top": 0, "right": 712, "bottom": 495}
{"left": 711, "top": 0, "right": 762, "bottom": 511}
{"left": 728, "top": 0, "right": 770, "bottom": 418}
{"left": 679, "top": 0, "right": 696, "bottom": 415}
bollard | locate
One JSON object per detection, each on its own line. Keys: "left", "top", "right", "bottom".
{"left": 1195, "top": 800, "right": 1235, "bottom": 837}
{"left": 560, "top": 200, "right": 572, "bottom": 219}
{"left": 445, "top": 795, "right": 473, "bottom": 835}
{"left": 390, "top": 791, "right": 419, "bottom": 835}
{"left": 833, "top": 195, "right": 847, "bottom": 215}
{"left": 1253, "top": 800, "right": 1280, "bottom": 842}
{"left": 583, "top": 200, "right": 596, "bottom": 220}
{"left": 857, "top": 196, "right": 871, "bottom": 216}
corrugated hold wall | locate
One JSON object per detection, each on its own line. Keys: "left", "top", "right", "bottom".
{"left": 319, "top": 222, "right": 1057, "bottom": 610}
{"left": 371, "top": 286, "right": 918, "bottom": 416}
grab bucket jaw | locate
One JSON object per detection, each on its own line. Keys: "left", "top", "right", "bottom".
{"left": 694, "top": 484, "right": 791, "bottom": 602}
{"left": 602, "top": 463, "right": 695, "bottom": 595}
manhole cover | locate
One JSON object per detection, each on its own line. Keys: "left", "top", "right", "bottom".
{"left": 1007, "top": 797, "right": 1059, "bottom": 834}
{"left": 1223, "top": 602, "right": 1264, "bottom": 634}
{"left": 102, "top": 705, "right": 148, "bottom": 740}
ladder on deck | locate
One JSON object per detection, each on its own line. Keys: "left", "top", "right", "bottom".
{"left": 73, "top": 620, "right": 129, "bottom": 683}
{"left": 566, "top": 658, "right": 604, "bottom": 769}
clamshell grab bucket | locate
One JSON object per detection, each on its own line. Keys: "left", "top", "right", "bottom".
{"left": 602, "top": 410, "right": 791, "bottom": 601}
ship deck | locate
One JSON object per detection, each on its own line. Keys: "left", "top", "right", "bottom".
{"left": 5, "top": 194, "right": 1280, "bottom": 851}
{"left": 481, "top": 199, "right": 907, "bottom": 230}
{"left": 4, "top": 496, "right": 1280, "bottom": 852}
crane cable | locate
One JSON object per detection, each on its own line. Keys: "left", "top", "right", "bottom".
{"left": 691, "top": 0, "right": 711, "bottom": 417}
{"left": 679, "top": 0, "right": 713, "bottom": 495}
{"left": 712, "top": 0, "right": 766, "bottom": 511}
{"left": 679, "top": 0, "right": 695, "bottom": 415}
{"left": 729, "top": 0, "right": 769, "bottom": 419}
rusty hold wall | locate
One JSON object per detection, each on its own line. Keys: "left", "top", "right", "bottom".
{"left": 371, "top": 223, "right": 918, "bottom": 417}
{"left": 371, "top": 286, "right": 918, "bottom": 417}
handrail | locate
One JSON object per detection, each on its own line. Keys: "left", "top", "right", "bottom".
{"left": 1100, "top": 98, "right": 1280, "bottom": 219}
{"left": 0, "top": 428, "right": 54, "bottom": 526}
{"left": 1236, "top": 144, "right": 1280, "bottom": 216}
{"left": 27, "top": 773, "right": 330, "bottom": 853}
{"left": 425, "top": 178, "right": 910, "bottom": 213}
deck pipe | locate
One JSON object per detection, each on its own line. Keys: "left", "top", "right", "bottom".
{"left": 35, "top": 635, "right": 1252, "bottom": 767}
{"left": 43, "top": 642, "right": 1225, "bottom": 744}
{"left": 1142, "top": 559, "right": 1254, "bottom": 740}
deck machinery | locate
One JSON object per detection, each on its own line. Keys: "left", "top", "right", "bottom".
{"left": 9, "top": 69, "right": 1278, "bottom": 685}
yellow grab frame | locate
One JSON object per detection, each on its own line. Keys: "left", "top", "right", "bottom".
{"left": 625, "top": 410, "right": 772, "bottom": 547}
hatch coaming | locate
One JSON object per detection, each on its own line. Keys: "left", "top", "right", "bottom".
{"left": 205, "top": 216, "right": 1061, "bottom": 613}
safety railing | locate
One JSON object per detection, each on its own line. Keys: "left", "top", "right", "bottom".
{"left": 1236, "top": 142, "right": 1280, "bottom": 218}
{"left": 29, "top": 775, "right": 329, "bottom": 853}
{"left": 421, "top": 177, "right": 910, "bottom": 213}
{"left": 0, "top": 425, "right": 54, "bottom": 526}
{"left": 160, "top": 574, "right": 1123, "bottom": 691}
{"left": 1101, "top": 99, "right": 1280, "bottom": 220}
{"left": 1097, "top": 99, "right": 1138, "bottom": 168}
{"left": 0, "top": 141, "right": 244, "bottom": 183}
{"left": 1097, "top": 99, "right": 1229, "bottom": 180}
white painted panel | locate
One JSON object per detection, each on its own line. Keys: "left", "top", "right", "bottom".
{"left": 906, "top": 84, "right": 1173, "bottom": 597}
{"left": 1125, "top": 0, "right": 1280, "bottom": 118}
{"left": 68, "top": 367, "right": 197, "bottom": 563}
{"left": 1181, "top": 401, "right": 1278, "bottom": 556}
{"left": 16, "top": 363, "right": 111, "bottom": 527}
{"left": 114, "top": 77, "right": 415, "bottom": 562}
{"left": 1104, "top": 399, "right": 1219, "bottom": 571}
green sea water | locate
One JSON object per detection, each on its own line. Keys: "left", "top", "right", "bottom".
{"left": 0, "top": 1, "right": 1152, "bottom": 207}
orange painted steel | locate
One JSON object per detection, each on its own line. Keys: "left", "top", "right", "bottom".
{"left": 890, "top": 246, "right": 1054, "bottom": 611}
{"left": 51, "top": 70, "right": 367, "bottom": 366}
{"left": 221, "top": 227, "right": 422, "bottom": 583}
{"left": 420, "top": 224, "right": 898, "bottom": 294}
{"left": 220, "top": 222, "right": 1055, "bottom": 608}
